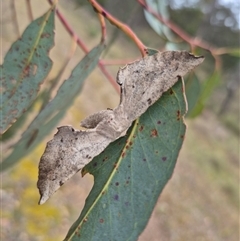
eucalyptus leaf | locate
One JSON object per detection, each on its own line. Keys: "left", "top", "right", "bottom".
{"left": 189, "top": 71, "right": 220, "bottom": 118}
{"left": 0, "top": 9, "right": 55, "bottom": 134}
{"left": 185, "top": 73, "right": 201, "bottom": 117}
{"left": 1, "top": 44, "right": 105, "bottom": 171}
{"left": 143, "top": 0, "right": 175, "bottom": 41}
{"left": 65, "top": 79, "right": 187, "bottom": 241}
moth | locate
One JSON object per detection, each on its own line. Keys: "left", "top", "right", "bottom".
{"left": 37, "top": 51, "right": 204, "bottom": 204}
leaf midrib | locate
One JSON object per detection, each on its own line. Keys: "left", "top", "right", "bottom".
{"left": 66, "top": 118, "right": 140, "bottom": 240}
{"left": 1, "top": 8, "right": 53, "bottom": 110}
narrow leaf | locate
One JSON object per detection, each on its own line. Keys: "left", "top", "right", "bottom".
{"left": 1, "top": 44, "right": 105, "bottom": 171}
{"left": 185, "top": 73, "right": 201, "bottom": 117}
{"left": 144, "top": 0, "right": 175, "bottom": 41}
{"left": 189, "top": 71, "right": 220, "bottom": 118}
{"left": 145, "top": 47, "right": 159, "bottom": 55}
{"left": 0, "top": 9, "right": 55, "bottom": 134}
{"left": 65, "top": 79, "right": 186, "bottom": 241}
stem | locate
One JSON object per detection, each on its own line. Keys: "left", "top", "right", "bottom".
{"left": 88, "top": 0, "right": 147, "bottom": 57}
{"left": 47, "top": 0, "right": 119, "bottom": 92}
{"left": 97, "top": 13, "right": 107, "bottom": 43}
{"left": 138, "top": 0, "right": 222, "bottom": 69}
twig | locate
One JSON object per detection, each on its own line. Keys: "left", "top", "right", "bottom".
{"left": 137, "top": 0, "right": 221, "bottom": 69}
{"left": 97, "top": 13, "right": 106, "bottom": 43}
{"left": 138, "top": 0, "right": 213, "bottom": 50}
{"left": 55, "top": 8, "right": 88, "bottom": 53}
{"left": 47, "top": 0, "right": 119, "bottom": 92}
{"left": 88, "top": 0, "right": 147, "bottom": 57}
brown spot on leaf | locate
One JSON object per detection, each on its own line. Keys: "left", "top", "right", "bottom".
{"left": 169, "top": 89, "right": 173, "bottom": 95}
{"left": 33, "top": 64, "right": 38, "bottom": 76}
{"left": 162, "top": 157, "right": 167, "bottom": 161}
{"left": 122, "top": 152, "right": 125, "bottom": 158}
{"left": 23, "top": 65, "right": 30, "bottom": 77}
{"left": 114, "top": 162, "right": 118, "bottom": 169}
{"left": 139, "top": 125, "right": 144, "bottom": 132}
{"left": 177, "top": 110, "right": 181, "bottom": 120}
{"left": 99, "top": 218, "right": 104, "bottom": 223}
{"left": 102, "top": 156, "right": 108, "bottom": 162}
{"left": 150, "top": 129, "right": 158, "bottom": 137}
{"left": 41, "top": 33, "right": 50, "bottom": 38}
{"left": 157, "top": 120, "right": 161, "bottom": 124}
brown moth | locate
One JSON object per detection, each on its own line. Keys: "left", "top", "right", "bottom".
{"left": 37, "top": 51, "right": 204, "bottom": 204}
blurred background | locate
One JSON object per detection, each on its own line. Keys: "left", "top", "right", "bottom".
{"left": 1, "top": 0, "right": 239, "bottom": 240}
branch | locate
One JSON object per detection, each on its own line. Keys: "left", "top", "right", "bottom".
{"left": 47, "top": 0, "right": 119, "bottom": 92}
{"left": 97, "top": 13, "right": 107, "bottom": 43}
{"left": 88, "top": 0, "right": 147, "bottom": 57}
{"left": 137, "top": 0, "right": 221, "bottom": 69}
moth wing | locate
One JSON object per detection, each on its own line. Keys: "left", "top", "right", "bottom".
{"left": 80, "top": 109, "right": 114, "bottom": 129}
{"left": 37, "top": 126, "right": 112, "bottom": 204}
{"left": 117, "top": 51, "right": 204, "bottom": 121}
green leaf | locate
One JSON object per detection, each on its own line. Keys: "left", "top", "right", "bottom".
{"left": 145, "top": 47, "right": 159, "bottom": 56}
{"left": 64, "top": 79, "right": 186, "bottom": 241}
{"left": 1, "top": 99, "right": 36, "bottom": 141}
{"left": 165, "top": 42, "right": 189, "bottom": 51}
{"left": 185, "top": 73, "right": 201, "bottom": 117}
{"left": 143, "top": 0, "right": 175, "bottom": 41}
{"left": 0, "top": 9, "right": 55, "bottom": 134}
{"left": 1, "top": 44, "right": 105, "bottom": 171}
{"left": 189, "top": 71, "right": 220, "bottom": 118}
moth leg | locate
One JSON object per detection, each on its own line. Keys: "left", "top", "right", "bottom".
{"left": 80, "top": 109, "right": 114, "bottom": 129}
